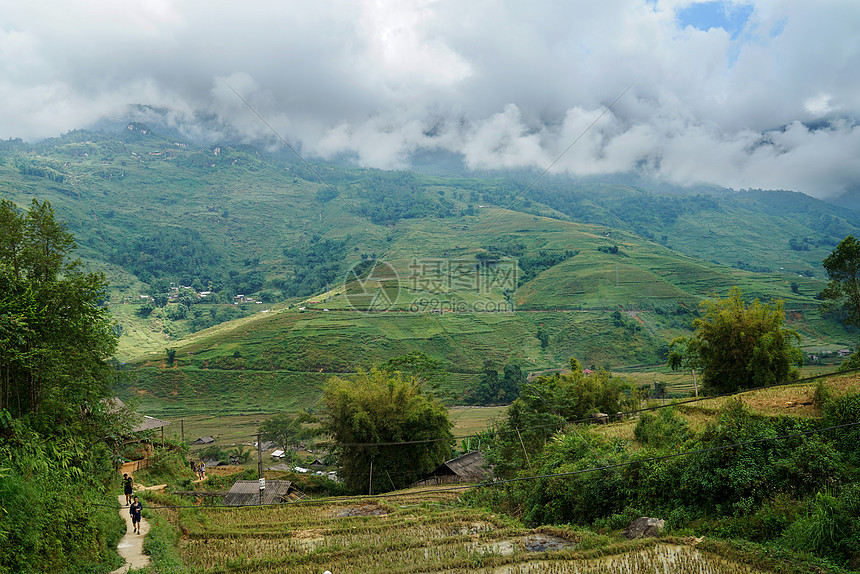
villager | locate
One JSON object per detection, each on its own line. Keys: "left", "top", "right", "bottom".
{"left": 199, "top": 461, "right": 206, "bottom": 480}
{"left": 129, "top": 496, "right": 143, "bottom": 534}
{"left": 123, "top": 473, "right": 134, "bottom": 506}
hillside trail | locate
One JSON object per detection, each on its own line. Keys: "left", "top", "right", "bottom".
{"left": 110, "top": 482, "right": 166, "bottom": 574}
{"left": 110, "top": 494, "right": 150, "bottom": 574}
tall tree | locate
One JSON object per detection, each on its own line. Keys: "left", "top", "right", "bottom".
{"left": 819, "top": 234, "right": 860, "bottom": 327}
{"left": 0, "top": 199, "right": 127, "bottom": 573}
{"left": 322, "top": 369, "right": 452, "bottom": 494}
{"left": 668, "top": 287, "right": 802, "bottom": 395}
{"left": 0, "top": 199, "right": 117, "bottom": 424}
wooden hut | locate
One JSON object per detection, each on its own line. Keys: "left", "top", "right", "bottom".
{"left": 414, "top": 451, "right": 489, "bottom": 486}
{"left": 223, "top": 480, "right": 304, "bottom": 506}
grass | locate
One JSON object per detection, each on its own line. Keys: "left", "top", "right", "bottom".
{"left": 590, "top": 372, "right": 860, "bottom": 442}
{"left": 141, "top": 489, "right": 788, "bottom": 573}
{"left": 133, "top": 372, "right": 860, "bottom": 574}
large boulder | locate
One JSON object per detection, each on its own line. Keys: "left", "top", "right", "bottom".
{"left": 622, "top": 517, "right": 665, "bottom": 539}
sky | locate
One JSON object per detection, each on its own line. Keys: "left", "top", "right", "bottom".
{"left": 1, "top": 0, "right": 859, "bottom": 198}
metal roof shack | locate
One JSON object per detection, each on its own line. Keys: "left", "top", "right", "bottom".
{"left": 414, "top": 451, "right": 489, "bottom": 487}
{"left": 133, "top": 415, "right": 171, "bottom": 433}
{"left": 103, "top": 398, "right": 170, "bottom": 435}
{"left": 223, "top": 480, "right": 304, "bottom": 506}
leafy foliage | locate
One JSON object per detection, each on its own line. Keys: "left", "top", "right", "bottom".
{"left": 258, "top": 411, "right": 318, "bottom": 454}
{"left": 464, "top": 363, "right": 524, "bottom": 405}
{"left": 668, "top": 287, "right": 803, "bottom": 395}
{"left": 0, "top": 199, "right": 129, "bottom": 572}
{"left": 487, "top": 359, "right": 640, "bottom": 475}
{"left": 280, "top": 236, "right": 348, "bottom": 297}
{"left": 109, "top": 226, "right": 222, "bottom": 285}
{"left": 0, "top": 199, "right": 118, "bottom": 423}
{"left": 322, "top": 369, "right": 453, "bottom": 494}
{"left": 819, "top": 234, "right": 860, "bottom": 327}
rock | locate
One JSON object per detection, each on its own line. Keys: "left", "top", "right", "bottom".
{"left": 623, "top": 517, "right": 665, "bottom": 539}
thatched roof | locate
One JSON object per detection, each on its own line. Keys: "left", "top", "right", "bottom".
{"left": 223, "top": 480, "right": 303, "bottom": 506}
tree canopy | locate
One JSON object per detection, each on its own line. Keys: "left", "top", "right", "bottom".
{"left": 0, "top": 198, "right": 126, "bottom": 572}
{"left": 322, "top": 368, "right": 453, "bottom": 494}
{"left": 0, "top": 198, "right": 118, "bottom": 425}
{"left": 488, "top": 359, "right": 640, "bottom": 475}
{"left": 668, "top": 287, "right": 802, "bottom": 395}
{"left": 819, "top": 234, "right": 860, "bottom": 327}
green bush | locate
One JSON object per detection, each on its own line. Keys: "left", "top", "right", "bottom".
{"left": 136, "top": 446, "right": 193, "bottom": 487}
{"left": 0, "top": 430, "right": 123, "bottom": 573}
{"left": 782, "top": 492, "right": 852, "bottom": 562}
{"left": 633, "top": 407, "right": 690, "bottom": 449}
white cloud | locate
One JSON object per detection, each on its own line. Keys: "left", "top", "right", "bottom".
{"left": 0, "top": 0, "right": 858, "bottom": 197}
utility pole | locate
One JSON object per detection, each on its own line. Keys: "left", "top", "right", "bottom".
{"left": 368, "top": 460, "right": 373, "bottom": 496}
{"left": 692, "top": 369, "right": 698, "bottom": 398}
{"left": 257, "top": 432, "right": 264, "bottom": 505}
{"left": 180, "top": 419, "right": 185, "bottom": 443}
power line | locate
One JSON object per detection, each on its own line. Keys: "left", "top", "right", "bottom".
{"left": 174, "top": 366, "right": 860, "bottom": 448}
{"left": 99, "top": 418, "right": 860, "bottom": 511}
{"left": 475, "top": 81, "right": 636, "bottom": 239}
{"left": 305, "top": 366, "right": 860, "bottom": 447}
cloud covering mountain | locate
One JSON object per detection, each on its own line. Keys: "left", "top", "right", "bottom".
{"left": 1, "top": 0, "right": 858, "bottom": 197}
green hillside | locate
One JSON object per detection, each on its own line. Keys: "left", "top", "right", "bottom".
{"left": 1, "top": 126, "right": 857, "bottom": 416}
{"left": 119, "top": 207, "right": 854, "bottom": 417}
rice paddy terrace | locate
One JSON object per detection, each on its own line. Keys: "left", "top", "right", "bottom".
{"left": 141, "top": 374, "right": 860, "bottom": 573}
{"left": 152, "top": 494, "right": 777, "bottom": 574}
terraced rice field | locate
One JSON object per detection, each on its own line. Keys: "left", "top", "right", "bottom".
{"left": 163, "top": 495, "right": 769, "bottom": 573}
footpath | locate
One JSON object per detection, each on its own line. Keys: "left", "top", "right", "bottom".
{"left": 109, "top": 494, "right": 150, "bottom": 574}
{"left": 111, "top": 471, "right": 167, "bottom": 574}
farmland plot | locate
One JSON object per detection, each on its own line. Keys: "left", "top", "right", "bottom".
{"left": 164, "top": 497, "right": 768, "bottom": 573}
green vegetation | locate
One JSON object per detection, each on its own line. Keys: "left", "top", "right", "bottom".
{"left": 0, "top": 200, "right": 128, "bottom": 573}
{"left": 668, "top": 288, "right": 803, "bottom": 394}
{"left": 323, "top": 369, "right": 453, "bottom": 493}
{"left": 487, "top": 359, "right": 642, "bottom": 475}
{"left": 258, "top": 412, "right": 317, "bottom": 456}
{"left": 464, "top": 362, "right": 525, "bottom": 405}
{"left": 820, "top": 234, "right": 860, "bottom": 327}
{"left": 470, "top": 376, "right": 860, "bottom": 571}
{"left": 1, "top": 126, "right": 857, "bottom": 369}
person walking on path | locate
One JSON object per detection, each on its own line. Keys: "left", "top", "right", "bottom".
{"left": 198, "top": 461, "right": 206, "bottom": 480}
{"left": 129, "top": 496, "right": 143, "bottom": 534}
{"left": 123, "top": 473, "right": 134, "bottom": 506}
{"left": 111, "top": 493, "right": 150, "bottom": 573}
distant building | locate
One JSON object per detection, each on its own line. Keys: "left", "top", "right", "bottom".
{"left": 413, "top": 451, "right": 490, "bottom": 487}
{"left": 191, "top": 436, "right": 216, "bottom": 445}
{"left": 223, "top": 480, "right": 304, "bottom": 506}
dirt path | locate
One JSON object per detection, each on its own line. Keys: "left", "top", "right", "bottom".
{"left": 110, "top": 495, "right": 151, "bottom": 574}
